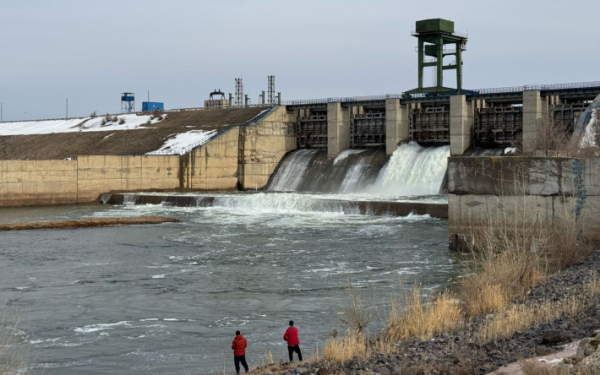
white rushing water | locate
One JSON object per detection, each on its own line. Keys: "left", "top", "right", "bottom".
{"left": 339, "top": 151, "right": 375, "bottom": 193}
{"left": 267, "top": 142, "right": 449, "bottom": 196}
{"left": 371, "top": 142, "right": 450, "bottom": 195}
{"left": 268, "top": 149, "right": 317, "bottom": 191}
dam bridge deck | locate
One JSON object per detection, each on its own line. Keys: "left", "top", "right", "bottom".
{"left": 286, "top": 81, "right": 600, "bottom": 153}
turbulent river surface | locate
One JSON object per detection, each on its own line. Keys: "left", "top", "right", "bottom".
{"left": 0, "top": 143, "right": 456, "bottom": 374}
{"left": 0, "top": 195, "right": 453, "bottom": 374}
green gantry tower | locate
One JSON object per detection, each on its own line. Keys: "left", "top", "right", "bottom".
{"left": 407, "top": 19, "right": 468, "bottom": 94}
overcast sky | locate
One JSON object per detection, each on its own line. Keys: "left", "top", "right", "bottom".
{"left": 1, "top": 0, "right": 598, "bottom": 121}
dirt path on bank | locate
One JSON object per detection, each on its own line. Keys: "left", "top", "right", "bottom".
{"left": 489, "top": 341, "right": 579, "bottom": 375}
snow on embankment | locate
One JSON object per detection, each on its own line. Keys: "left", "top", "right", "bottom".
{"left": 146, "top": 129, "right": 218, "bottom": 155}
{"left": 0, "top": 114, "right": 163, "bottom": 136}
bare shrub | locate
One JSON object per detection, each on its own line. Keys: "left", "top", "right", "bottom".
{"left": 89, "top": 111, "right": 97, "bottom": 118}
{"left": 337, "top": 284, "right": 371, "bottom": 335}
{"left": 110, "top": 115, "right": 118, "bottom": 123}
{"left": 385, "top": 285, "right": 461, "bottom": 341}
{"left": 118, "top": 117, "right": 125, "bottom": 125}
{"left": 0, "top": 311, "right": 28, "bottom": 374}
{"left": 461, "top": 184, "right": 590, "bottom": 316}
{"left": 460, "top": 206, "right": 549, "bottom": 316}
{"left": 521, "top": 114, "right": 579, "bottom": 157}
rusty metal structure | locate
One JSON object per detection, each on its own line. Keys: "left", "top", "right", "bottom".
{"left": 474, "top": 106, "right": 523, "bottom": 147}
{"left": 409, "top": 105, "right": 450, "bottom": 144}
{"left": 296, "top": 108, "right": 328, "bottom": 148}
{"left": 350, "top": 109, "right": 386, "bottom": 149}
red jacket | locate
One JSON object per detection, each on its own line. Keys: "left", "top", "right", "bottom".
{"left": 284, "top": 327, "right": 299, "bottom": 346}
{"left": 231, "top": 334, "right": 247, "bottom": 356}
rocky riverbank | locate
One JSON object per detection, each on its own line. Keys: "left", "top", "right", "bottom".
{"left": 253, "top": 251, "right": 600, "bottom": 375}
{"left": 0, "top": 216, "right": 179, "bottom": 231}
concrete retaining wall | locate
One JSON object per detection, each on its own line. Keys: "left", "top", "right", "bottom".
{"left": 448, "top": 156, "right": 600, "bottom": 247}
{"left": 239, "top": 106, "right": 297, "bottom": 189}
{"left": 77, "top": 155, "right": 180, "bottom": 203}
{"left": 180, "top": 127, "right": 240, "bottom": 191}
{"left": 0, "top": 160, "right": 78, "bottom": 206}
{"left": 0, "top": 106, "right": 297, "bottom": 206}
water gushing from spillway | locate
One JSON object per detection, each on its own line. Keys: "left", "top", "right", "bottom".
{"left": 267, "top": 149, "right": 318, "bottom": 191}
{"left": 266, "top": 149, "right": 386, "bottom": 193}
{"left": 338, "top": 151, "right": 375, "bottom": 193}
{"left": 370, "top": 142, "right": 450, "bottom": 196}
{"left": 266, "top": 142, "right": 450, "bottom": 196}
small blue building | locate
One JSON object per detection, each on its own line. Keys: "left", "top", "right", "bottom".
{"left": 142, "top": 102, "right": 164, "bottom": 111}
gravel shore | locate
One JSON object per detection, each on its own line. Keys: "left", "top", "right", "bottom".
{"left": 254, "top": 251, "right": 600, "bottom": 375}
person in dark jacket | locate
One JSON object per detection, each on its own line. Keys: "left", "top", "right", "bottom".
{"left": 283, "top": 320, "right": 302, "bottom": 362}
{"left": 231, "top": 331, "right": 249, "bottom": 374}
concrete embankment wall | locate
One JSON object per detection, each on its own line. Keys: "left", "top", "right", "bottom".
{"left": 180, "top": 127, "right": 240, "bottom": 191}
{"left": 179, "top": 106, "right": 297, "bottom": 191}
{"left": 238, "top": 106, "right": 297, "bottom": 189}
{"left": 0, "top": 106, "right": 297, "bottom": 207}
{"left": 77, "top": 155, "right": 180, "bottom": 203}
{"left": 0, "top": 156, "right": 180, "bottom": 207}
{"left": 448, "top": 156, "right": 600, "bottom": 247}
{"left": 0, "top": 160, "right": 78, "bottom": 206}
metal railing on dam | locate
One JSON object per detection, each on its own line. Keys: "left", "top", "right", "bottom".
{"left": 2, "top": 81, "right": 600, "bottom": 123}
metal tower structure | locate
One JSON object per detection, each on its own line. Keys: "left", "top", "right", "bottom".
{"left": 235, "top": 78, "right": 243, "bottom": 106}
{"left": 406, "top": 19, "right": 468, "bottom": 94}
{"left": 268, "top": 75, "right": 275, "bottom": 104}
{"left": 121, "top": 92, "right": 135, "bottom": 113}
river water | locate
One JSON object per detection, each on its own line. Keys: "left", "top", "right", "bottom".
{"left": 0, "top": 193, "right": 454, "bottom": 374}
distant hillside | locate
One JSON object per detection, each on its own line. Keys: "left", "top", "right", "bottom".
{"left": 0, "top": 107, "right": 266, "bottom": 160}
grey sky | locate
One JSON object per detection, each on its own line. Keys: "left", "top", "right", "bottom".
{"left": 1, "top": 0, "right": 598, "bottom": 121}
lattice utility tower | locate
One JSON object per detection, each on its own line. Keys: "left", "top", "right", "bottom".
{"left": 235, "top": 78, "right": 244, "bottom": 106}
{"left": 121, "top": 92, "right": 135, "bottom": 113}
{"left": 268, "top": 76, "right": 275, "bottom": 104}
{"left": 406, "top": 19, "right": 468, "bottom": 94}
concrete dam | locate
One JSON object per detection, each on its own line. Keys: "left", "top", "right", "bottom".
{"left": 1, "top": 81, "right": 600, "bottom": 250}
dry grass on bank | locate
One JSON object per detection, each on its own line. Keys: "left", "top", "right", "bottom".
{"left": 0, "top": 312, "right": 28, "bottom": 375}
{"left": 478, "top": 275, "right": 600, "bottom": 342}
{"left": 386, "top": 286, "right": 462, "bottom": 341}
{"left": 322, "top": 331, "right": 393, "bottom": 364}
{"left": 459, "top": 200, "right": 592, "bottom": 317}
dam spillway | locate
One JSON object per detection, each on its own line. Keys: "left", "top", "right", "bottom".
{"left": 266, "top": 142, "right": 450, "bottom": 196}
{"left": 102, "top": 193, "right": 448, "bottom": 219}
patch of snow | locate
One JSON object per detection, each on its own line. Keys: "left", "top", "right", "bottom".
{"left": 0, "top": 114, "right": 161, "bottom": 136}
{"left": 146, "top": 129, "right": 218, "bottom": 155}
{"left": 504, "top": 147, "right": 517, "bottom": 155}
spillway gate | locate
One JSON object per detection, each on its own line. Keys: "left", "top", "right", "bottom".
{"left": 296, "top": 108, "right": 327, "bottom": 148}
{"left": 350, "top": 110, "right": 386, "bottom": 149}
{"left": 409, "top": 105, "right": 450, "bottom": 144}
{"left": 474, "top": 106, "right": 523, "bottom": 147}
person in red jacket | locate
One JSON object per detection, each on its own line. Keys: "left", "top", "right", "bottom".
{"left": 231, "top": 331, "right": 249, "bottom": 374}
{"left": 283, "top": 320, "right": 302, "bottom": 362}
